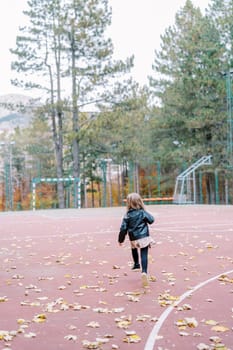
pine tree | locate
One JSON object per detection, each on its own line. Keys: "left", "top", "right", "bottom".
{"left": 11, "top": 0, "right": 133, "bottom": 208}
{"left": 149, "top": 0, "right": 225, "bottom": 171}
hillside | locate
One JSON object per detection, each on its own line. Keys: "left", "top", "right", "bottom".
{"left": 0, "top": 94, "right": 38, "bottom": 132}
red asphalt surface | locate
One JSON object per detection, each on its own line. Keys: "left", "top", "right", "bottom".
{"left": 0, "top": 205, "right": 233, "bottom": 350}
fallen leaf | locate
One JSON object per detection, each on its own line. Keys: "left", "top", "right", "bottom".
{"left": 176, "top": 317, "right": 198, "bottom": 329}
{"left": 93, "top": 307, "right": 109, "bottom": 313}
{"left": 179, "top": 331, "right": 190, "bottom": 336}
{"left": 116, "top": 320, "right": 131, "bottom": 329}
{"left": 112, "top": 265, "right": 121, "bottom": 269}
{"left": 58, "top": 285, "right": 66, "bottom": 290}
{"left": 211, "top": 325, "right": 229, "bottom": 332}
{"left": 158, "top": 293, "right": 179, "bottom": 306}
{"left": 0, "top": 331, "right": 16, "bottom": 341}
{"left": 209, "top": 336, "right": 222, "bottom": 343}
{"left": 112, "top": 307, "right": 124, "bottom": 313}
{"left": 64, "top": 334, "right": 78, "bottom": 341}
{"left": 87, "top": 321, "right": 100, "bottom": 328}
{"left": 96, "top": 337, "right": 109, "bottom": 344}
{"left": 149, "top": 275, "right": 157, "bottom": 282}
{"left": 123, "top": 333, "right": 141, "bottom": 343}
{"left": 197, "top": 343, "right": 210, "bottom": 350}
{"left": 182, "top": 303, "right": 192, "bottom": 310}
{"left": 184, "top": 317, "right": 198, "bottom": 328}
{"left": 125, "top": 330, "right": 136, "bottom": 335}
{"left": 82, "top": 340, "right": 100, "bottom": 349}
{"left": 17, "top": 319, "right": 27, "bottom": 325}
{"left": 136, "top": 314, "right": 151, "bottom": 322}
{"left": 127, "top": 295, "right": 140, "bottom": 302}
{"left": 211, "top": 345, "right": 228, "bottom": 350}
{"left": 193, "top": 332, "right": 202, "bottom": 337}
{"left": 115, "top": 315, "right": 132, "bottom": 329}
{"left": 24, "top": 332, "right": 36, "bottom": 338}
{"left": 33, "top": 314, "right": 47, "bottom": 323}
{"left": 205, "top": 320, "right": 218, "bottom": 326}
{"left": 218, "top": 275, "right": 233, "bottom": 284}
{"left": 0, "top": 296, "right": 8, "bottom": 302}
{"left": 125, "top": 291, "right": 142, "bottom": 296}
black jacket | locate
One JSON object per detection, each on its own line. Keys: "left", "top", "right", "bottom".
{"left": 118, "top": 208, "right": 154, "bottom": 243}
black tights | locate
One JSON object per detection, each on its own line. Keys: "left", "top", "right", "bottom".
{"left": 131, "top": 246, "right": 149, "bottom": 273}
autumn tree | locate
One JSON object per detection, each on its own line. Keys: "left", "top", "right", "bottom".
{"left": 62, "top": 0, "right": 133, "bottom": 206}
{"left": 11, "top": 0, "right": 133, "bottom": 208}
{"left": 86, "top": 82, "right": 152, "bottom": 196}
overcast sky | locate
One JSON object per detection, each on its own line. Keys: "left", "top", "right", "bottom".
{"left": 0, "top": 0, "right": 210, "bottom": 97}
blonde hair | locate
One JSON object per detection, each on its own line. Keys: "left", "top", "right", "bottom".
{"left": 126, "top": 192, "right": 145, "bottom": 210}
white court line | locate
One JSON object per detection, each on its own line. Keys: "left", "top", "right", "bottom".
{"left": 152, "top": 228, "right": 233, "bottom": 233}
{"left": 144, "top": 269, "right": 233, "bottom": 350}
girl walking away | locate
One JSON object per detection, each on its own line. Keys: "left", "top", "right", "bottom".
{"left": 118, "top": 193, "right": 155, "bottom": 288}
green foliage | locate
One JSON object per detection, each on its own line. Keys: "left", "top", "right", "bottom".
{"left": 87, "top": 83, "right": 152, "bottom": 164}
{"left": 149, "top": 0, "right": 226, "bottom": 172}
{"left": 14, "top": 117, "right": 55, "bottom": 179}
{"left": 7, "top": 0, "right": 233, "bottom": 206}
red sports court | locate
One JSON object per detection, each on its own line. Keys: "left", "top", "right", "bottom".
{"left": 0, "top": 205, "right": 232, "bottom": 350}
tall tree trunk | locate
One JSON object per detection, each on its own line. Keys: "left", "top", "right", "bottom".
{"left": 71, "top": 19, "right": 80, "bottom": 208}
{"left": 44, "top": 22, "right": 65, "bottom": 209}
{"left": 48, "top": 62, "right": 65, "bottom": 209}
{"left": 55, "top": 21, "right": 65, "bottom": 209}
{"left": 134, "top": 162, "right": 140, "bottom": 193}
{"left": 108, "top": 161, "right": 112, "bottom": 206}
{"left": 52, "top": 109, "right": 65, "bottom": 209}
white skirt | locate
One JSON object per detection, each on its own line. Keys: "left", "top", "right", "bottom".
{"left": 131, "top": 236, "right": 155, "bottom": 249}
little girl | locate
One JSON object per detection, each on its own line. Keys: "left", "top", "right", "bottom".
{"left": 118, "top": 192, "right": 155, "bottom": 287}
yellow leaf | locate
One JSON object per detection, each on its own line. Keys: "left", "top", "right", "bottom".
{"left": 211, "top": 325, "right": 229, "bottom": 332}
{"left": 218, "top": 275, "right": 233, "bottom": 283}
{"left": 176, "top": 320, "right": 187, "bottom": 327}
{"left": 205, "top": 320, "right": 218, "bottom": 326}
{"left": 0, "top": 296, "right": 8, "bottom": 302}
{"left": 149, "top": 275, "right": 157, "bottom": 282}
{"left": 116, "top": 320, "right": 131, "bottom": 329}
{"left": 123, "top": 334, "right": 141, "bottom": 343}
{"left": 33, "top": 314, "right": 47, "bottom": 323}
{"left": 17, "top": 318, "right": 26, "bottom": 324}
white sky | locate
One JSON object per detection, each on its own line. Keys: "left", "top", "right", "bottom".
{"left": 0, "top": 0, "right": 210, "bottom": 97}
